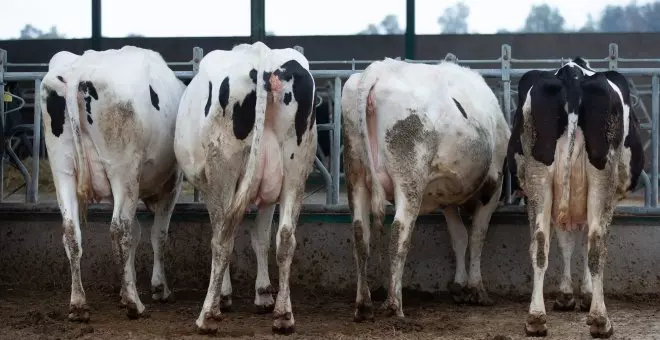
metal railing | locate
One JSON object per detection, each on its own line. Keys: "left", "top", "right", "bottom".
{"left": 1, "top": 43, "right": 659, "bottom": 214}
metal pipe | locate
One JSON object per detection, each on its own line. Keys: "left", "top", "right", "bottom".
{"left": 501, "top": 44, "right": 513, "bottom": 204}
{"left": 330, "top": 77, "right": 342, "bottom": 205}
{"left": 652, "top": 74, "right": 659, "bottom": 207}
{"left": 191, "top": 47, "right": 203, "bottom": 203}
{"left": 639, "top": 170, "right": 652, "bottom": 207}
{"left": 314, "top": 156, "right": 332, "bottom": 204}
{"left": 405, "top": 0, "right": 415, "bottom": 60}
{"left": 91, "top": 0, "right": 102, "bottom": 50}
{"left": 0, "top": 49, "right": 6, "bottom": 203}
{"left": 28, "top": 79, "right": 42, "bottom": 203}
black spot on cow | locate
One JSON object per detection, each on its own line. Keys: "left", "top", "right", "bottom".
{"left": 232, "top": 90, "right": 257, "bottom": 140}
{"left": 290, "top": 153, "right": 294, "bottom": 160}
{"left": 529, "top": 75, "right": 567, "bottom": 166}
{"left": 57, "top": 76, "right": 65, "bottom": 83}
{"left": 46, "top": 90, "right": 66, "bottom": 137}
{"left": 249, "top": 69, "right": 258, "bottom": 84}
{"left": 283, "top": 92, "right": 292, "bottom": 105}
{"left": 204, "top": 81, "right": 212, "bottom": 117}
{"left": 78, "top": 81, "right": 98, "bottom": 100}
{"left": 452, "top": 97, "right": 467, "bottom": 119}
{"left": 579, "top": 73, "right": 624, "bottom": 170}
{"left": 219, "top": 77, "right": 230, "bottom": 113}
{"left": 267, "top": 60, "right": 315, "bottom": 145}
{"left": 479, "top": 174, "right": 500, "bottom": 205}
{"left": 149, "top": 85, "right": 160, "bottom": 110}
{"left": 78, "top": 81, "right": 98, "bottom": 125}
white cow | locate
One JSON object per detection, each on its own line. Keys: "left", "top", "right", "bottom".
{"left": 40, "top": 46, "right": 186, "bottom": 321}
{"left": 342, "top": 58, "right": 510, "bottom": 321}
{"left": 173, "top": 41, "right": 317, "bottom": 334}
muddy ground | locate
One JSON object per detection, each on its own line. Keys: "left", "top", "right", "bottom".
{"left": 0, "top": 287, "right": 658, "bottom": 340}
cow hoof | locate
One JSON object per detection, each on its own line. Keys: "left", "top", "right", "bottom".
{"left": 466, "top": 286, "right": 494, "bottom": 306}
{"left": 447, "top": 282, "right": 468, "bottom": 304}
{"left": 151, "top": 285, "right": 175, "bottom": 303}
{"left": 254, "top": 303, "right": 275, "bottom": 314}
{"left": 195, "top": 311, "right": 223, "bottom": 334}
{"left": 380, "top": 299, "right": 403, "bottom": 317}
{"left": 586, "top": 315, "right": 613, "bottom": 338}
{"left": 553, "top": 293, "right": 576, "bottom": 311}
{"left": 580, "top": 292, "right": 593, "bottom": 312}
{"left": 353, "top": 303, "right": 374, "bottom": 323}
{"left": 219, "top": 294, "right": 233, "bottom": 313}
{"left": 118, "top": 298, "right": 128, "bottom": 309}
{"left": 68, "top": 304, "right": 90, "bottom": 323}
{"left": 272, "top": 312, "right": 295, "bottom": 334}
{"left": 126, "top": 302, "right": 150, "bottom": 320}
{"left": 525, "top": 313, "right": 548, "bottom": 337}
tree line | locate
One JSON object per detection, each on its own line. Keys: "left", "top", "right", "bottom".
{"left": 359, "top": 0, "right": 660, "bottom": 34}
{"left": 15, "top": 1, "right": 660, "bottom": 39}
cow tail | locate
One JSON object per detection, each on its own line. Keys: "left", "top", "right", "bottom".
{"left": 557, "top": 112, "right": 578, "bottom": 222}
{"left": 227, "top": 49, "right": 269, "bottom": 227}
{"left": 61, "top": 77, "right": 92, "bottom": 226}
{"left": 356, "top": 64, "right": 385, "bottom": 229}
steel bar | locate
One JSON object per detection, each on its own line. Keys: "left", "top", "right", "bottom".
{"left": 330, "top": 77, "right": 342, "bottom": 205}
{"left": 28, "top": 79, "right": 42, "bottom": 203}
{"left": 652, "top": 75, "right": 659, "bottom": 207}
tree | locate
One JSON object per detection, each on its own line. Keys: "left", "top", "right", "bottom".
{"left": 19, "top": 24, "right": 66, "bottom": 39}
{"left": 522, "top": 4, "right": 565, "bottom": 33}
{"left": 437, "top": 2, "right": 470, "bottom": 34}
{"left": 579, "top": 14, "right": 598, "bottom": 32}
{"left": 358, "top": 14, "right": 404, "bottom": 35}
{"left": 598, "top": 1, "right": 660, "bottom": 32}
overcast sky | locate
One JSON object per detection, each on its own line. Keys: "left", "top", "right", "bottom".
{"left": 0, "top": 0, "right": 654, "bottom": 39}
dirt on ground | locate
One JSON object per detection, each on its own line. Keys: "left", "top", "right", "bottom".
{"left": 0, "top": 287, "right": 658, "bottom": 340}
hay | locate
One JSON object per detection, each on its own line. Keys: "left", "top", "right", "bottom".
{"left": 3, "top": 157, "right": 56, "bottom": 195}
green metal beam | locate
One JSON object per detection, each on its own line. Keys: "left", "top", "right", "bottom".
{"left": 251, "top": 0, "right": 265, "bottom": 42}
{"left": 91, "top": 0, "right": 102, "bottom": 50}
{"left": 405, "top": 0, "right": 415, "bottom": 59}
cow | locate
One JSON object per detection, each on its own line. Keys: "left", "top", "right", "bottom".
{"left": 40, "top": 46, "right": 186, "bottom": 322}
{"left": 506, "top": 58, "right": 644, "bottom": 338}
{"left": 341, "top": 58, "right": 511, "bottom": 321}
{"left": 173, "top": 41, "right": 317, "bottom": 334}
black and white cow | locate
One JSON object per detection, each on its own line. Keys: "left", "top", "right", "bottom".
{"left": 41, "top": 46, "right": 186, "bottom": 321}
{"left": 173, "top": 42, "right": 317, "bottom": 334}
{"left": 507, "top": 58, "right": 644, "bottom": 338}
{"left": 342, "top": 58, "right": 511, "bottom": 321}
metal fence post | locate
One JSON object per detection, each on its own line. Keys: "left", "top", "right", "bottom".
{"left": 331, "top": 76, "right": 342, "bottom": 205}
{"left": 652, "top": 74, "right": 659, "bottom": 207}
{"left": 192, "top": 46, "right": 203, "bottom": 203}
{"left": 0, "top": 49, "right": 6, "bottom": 203}
{"left": 501, "top": 44, "right": 513, "bottom": 204}
{"left": 609, "top": 43, "right": 619, "bottom": 70}
{"left": 28, "top": 79, "right": 42, "bottom": 203}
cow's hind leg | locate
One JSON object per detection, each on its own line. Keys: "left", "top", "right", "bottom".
{"left": 109, "top": 168, "right": 148, "bottom": 320}
{"left": 579, "top": 228, "right": 594, "bottom": 312}
{"left": 54, "top": 173, "right": 89, "bottom": 322}
{"left": 252, "top": 203, "right": 276, "bottom": 314}
{"left": 583, "top": 162, "right": 616, "bottom": 338}
{"left": 271, "top": 129, "right": 317, "bottom": 334}
{"left": 195, "top": 150, "right": 244, "bottom": 334}
{"left": 554, "top": 229, "right": 577, "bottom": 311}
{"left": 464, "top": 172, "right": 503, "bottom": 306}
{"left": 349, "top": 178, "right": 375, "bottom": 322}
{"left": 524, "top": 161, "right": 553, "bottom": 337}
{"left": 443, "top": 206, "right": 469, "bottom": 304}
{"left": 145, "top": 170, "right": 183, "bottom": 304}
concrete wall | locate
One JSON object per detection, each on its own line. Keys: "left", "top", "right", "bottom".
{"left": 1, "top": 207, "right": 658, "bottom": 296}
